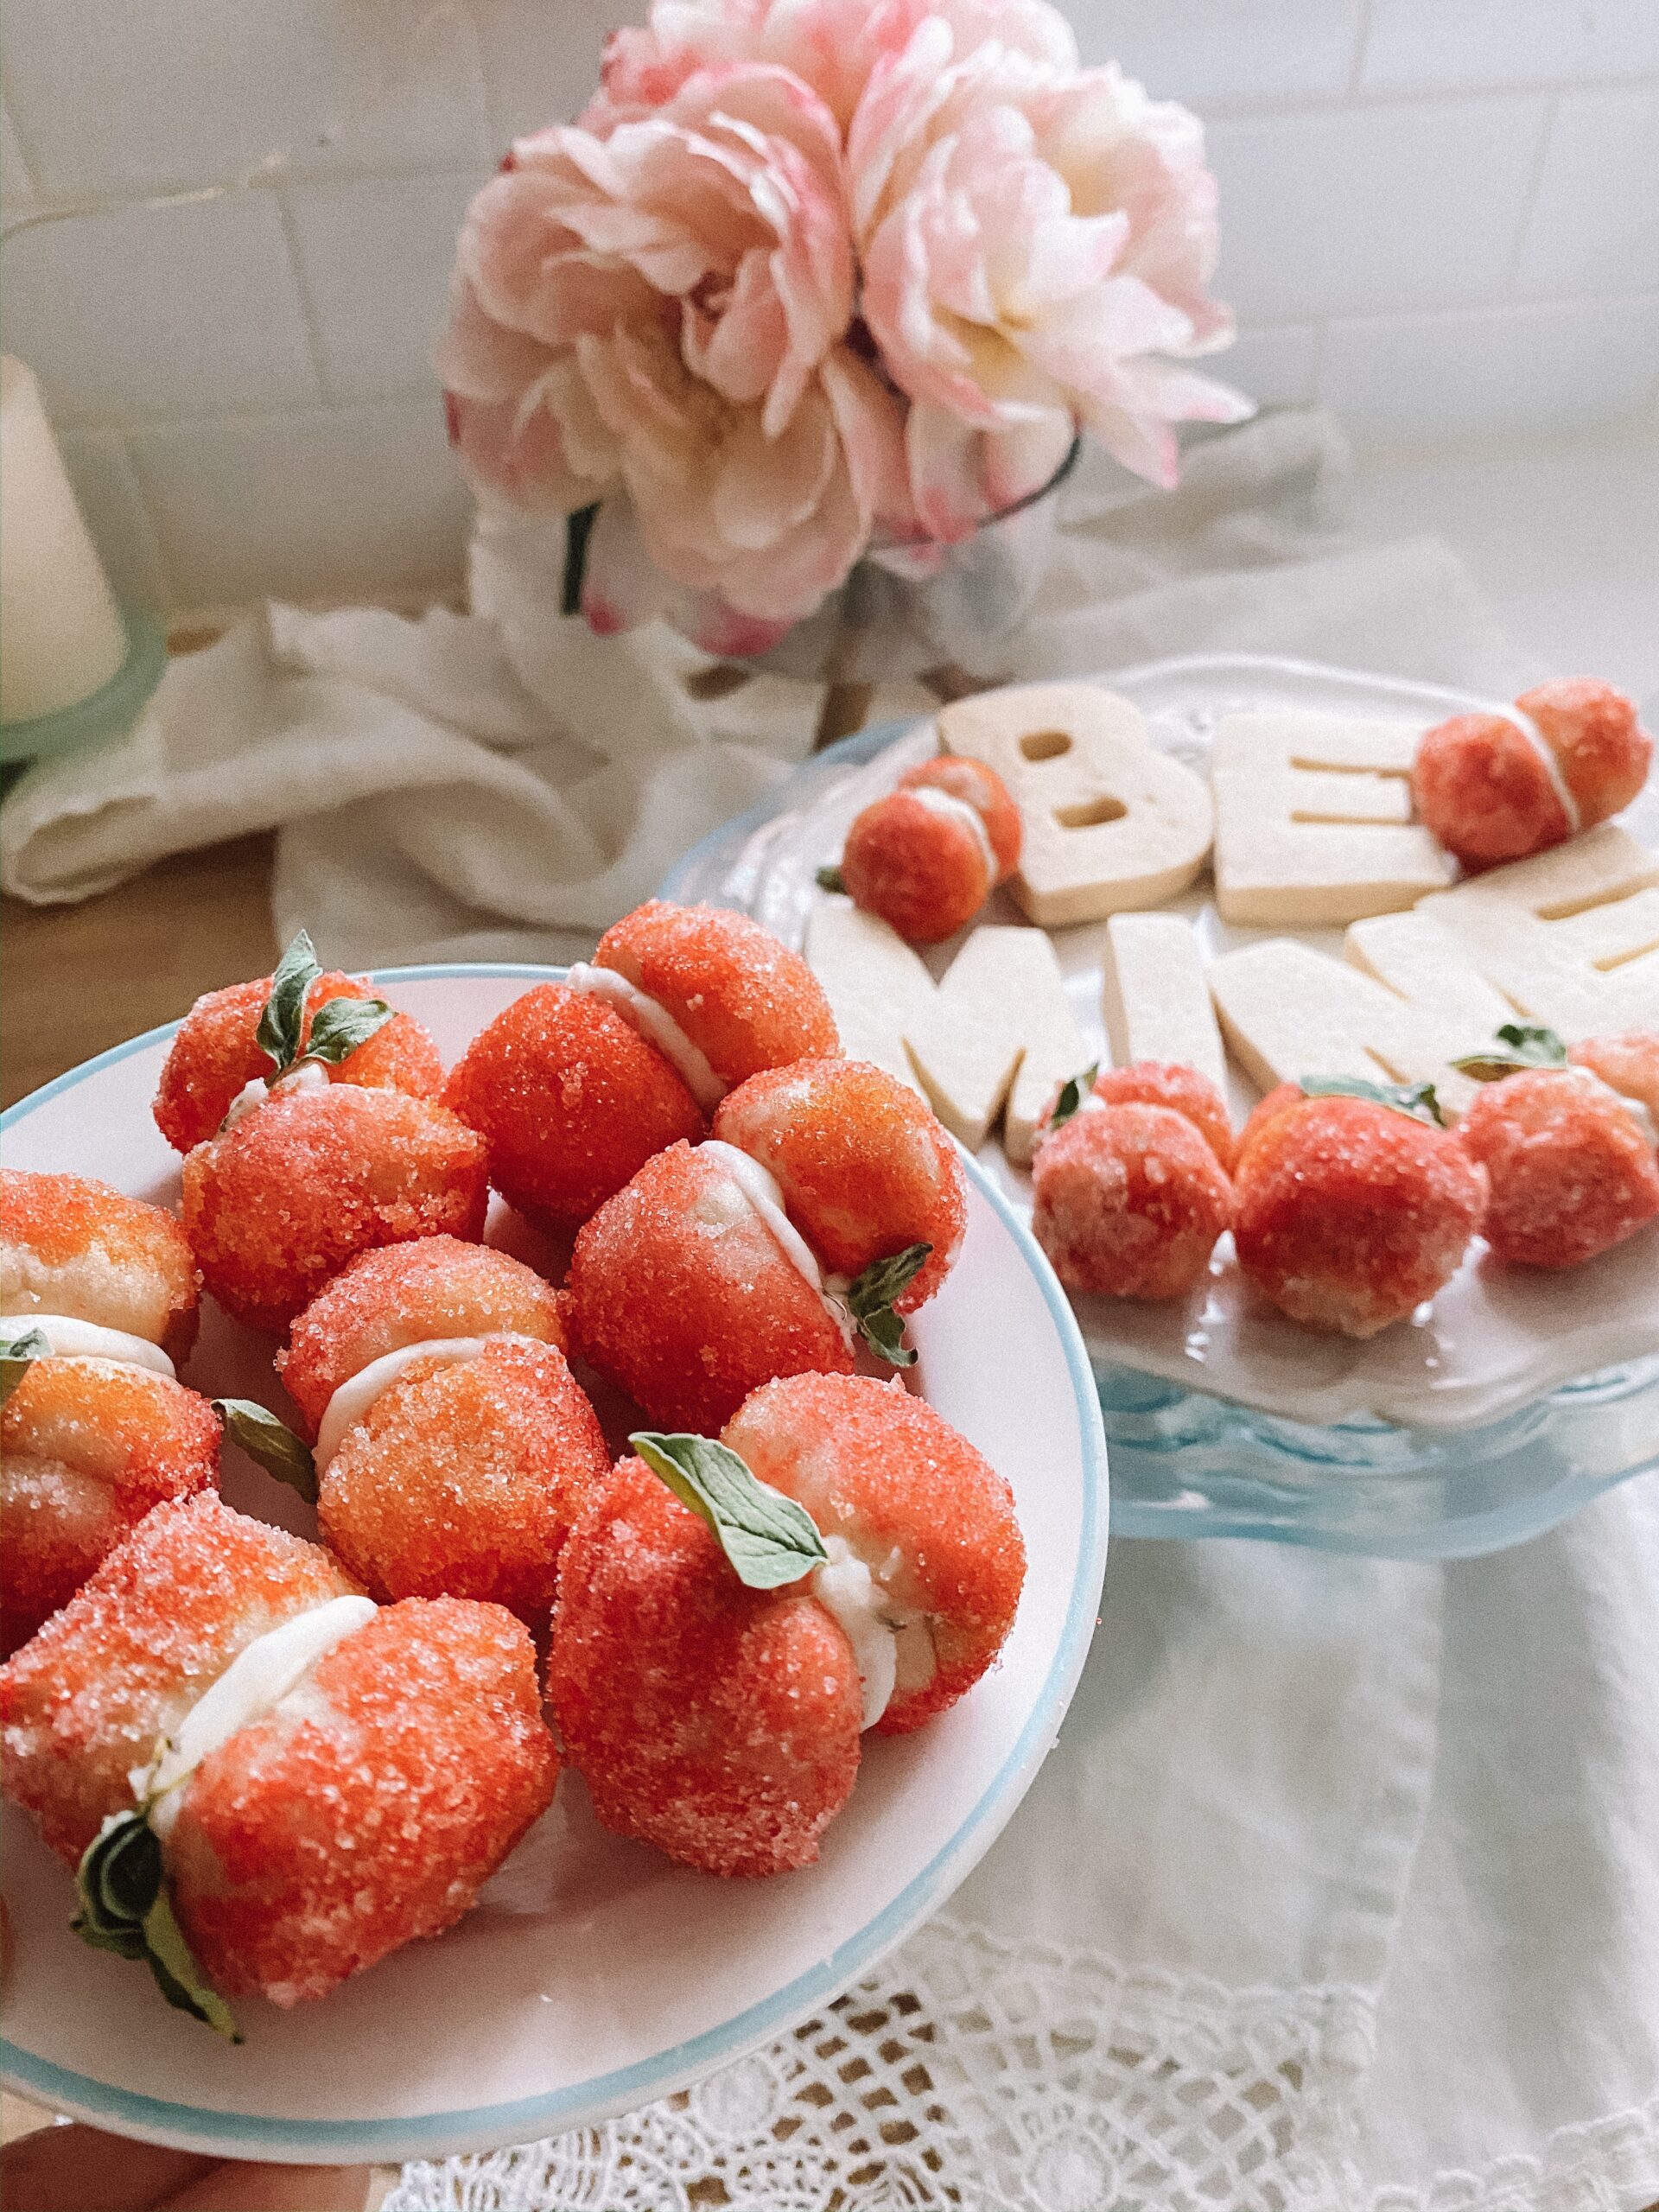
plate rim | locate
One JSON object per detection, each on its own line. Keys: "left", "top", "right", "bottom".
{"left": 0, "top": 962, "right": 1109, "bottom": 2164}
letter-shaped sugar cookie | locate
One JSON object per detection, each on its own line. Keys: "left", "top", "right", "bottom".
{"left": 938, "top": 682, "right": 1212, "bottom": 926}
{"left": 1211, "top": 710, "right": 1455, "bottom": 925}
{"left": 1208, "top": 924, "right": 1511, "bottom": 1117}
{"left": 804, "top": 902, "right": 1087, "bottom": 1163}
{"left": 1101, "top": 914, "right": 1227, "bottom": 1093}
{"left": 1414, "top": 824, "right": 1659, "bottom": 1040}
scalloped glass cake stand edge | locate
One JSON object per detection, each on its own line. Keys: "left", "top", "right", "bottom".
{"left": 661, "top": 661, "right": 1659, "bottom": 1560}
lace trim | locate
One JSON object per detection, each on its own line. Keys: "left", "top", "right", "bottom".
{"left": 1357, "top": 2093, "right": 1659, "bottom": 2212}
{"left": 386, "top": 1917, "right": 1375, "bottom": 2212}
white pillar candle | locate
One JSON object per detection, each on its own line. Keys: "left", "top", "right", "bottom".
{"left": 1, "top": 355, "right": 130, "bottom": 724}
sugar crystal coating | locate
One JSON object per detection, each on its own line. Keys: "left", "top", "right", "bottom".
{"left": 547, "top": 1458, "right": 861, "bottom": 1878}
{"left": 567, "top": 1141, "right": 855, "bottom": 1433}
{"left": 1068, "top": 1061, "right": 1237, "bottom": 1173}
{"left": 1, "top": 1492, "right": 354, "bottom": 1864}
{"left": 318, "top": 1338, "right": 611, "bottom": 1623}
{"left": 154, "top": 972, "right": 443, "bottom": 1154}
{"left": 595, "top": 899, "right": 839, "bottom": 1083}
{"left": 168, "top": 1595, "right": 556, "bottom": 2005}
{"left": 444, "top": 983, "right": 705, "bottom": 1230}
{"left": 278, "top": 1235, "right": 563, "bottom": 1434}
{"left": 712, "top": 1059, "right": 967, "bottom": 1310}
{"left": 1, "top": 1363, "right": 220, "bottom": 1655}
{"left": 1516, "top": 678, "right": 1651, "bottom": 827}
{"left": 182, "top": 1085, "right": 488, "bottom": 1333}
{"left": 1412, "top": 713, "right": 1573, "bottom": 873}
{"left": 841, "top": 786, "right": 993, "bottom": 944}
{"left": 1, "top": 1169, "right": 200, "bottom": 1362}
{"left": 1032, "top": 1102, "right": 1232, "bottom": 1302}
{"left": 903, "top": 757, "right": 1021, "bottom": 880}
{"left": 1571, "top": 1032, "right": 1659, "bottom": 1126}
{"left": 1234, "top": 1094, "right": 1487, "bottom": 1336}
{"left": 726, "top": 1371, "right": 1026, "bottom": 1737}
{"left": 1458, "top": 1067, "right": 1659, "bottom": 1269}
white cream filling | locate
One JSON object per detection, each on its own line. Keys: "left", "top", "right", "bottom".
{"left": 699, "top": 1141, "right": 856, "bottom": 1351}
{"left": 1497, "top": 705, "right": 1582, "bottom": 835}
{"left": 810, "top": 1535, "right": 935, "bottom": 1730}
{"left": 566, "top": 963, "right": 728, "bottom": 1111}
{"left": 0, "top": 1313, "right": 175, "bottom": 1379}
{"left": 314, "top": 1332, "right": 541, "bottom": 1471}
{"left": 134, "top": 1595, "right": 377, "bottom": 1840}
{"left": 221, "top": 1058, "right": 331, "bottom": 1132}
{"left": 910, "top": 785, "right": 997, "bottom": 885}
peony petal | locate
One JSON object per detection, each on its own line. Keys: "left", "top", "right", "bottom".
{"left": 710, "top": 388, "right": 839, "bottom": 550}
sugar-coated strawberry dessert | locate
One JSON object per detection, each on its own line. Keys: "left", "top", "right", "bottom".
{"left": 444, "top": 900, "right": 838, "bottom": 1230}
{"left": 1232, "top": 1083, "right": 1488, "bottom": 1336}
{"left": 2, "top": 1169, "right": 200, "bottom": 1363}
{"left": 2, "top": 1170, "right": 219, "bottom": 1649}
{"left": 1413, "top": 678, "right": 1651, "bottom": 872}
{"left": 155, "top": 968, "right": 443, "bottom": 1154}
{"left": 1033, "top": 1102, "right": 1231, "bottom": 1302}
{"left": 278, "top": 1238, "right": 607, "bottom": 1624}
{"left": 1452, "top": 1029, "right": 1659, "bottom": 1269}
{"left": 833, "top": 755, "right": 1022, "bottom": 944}
{"left": 548, "top": 1373, "right": 1023, "bottom": 1876}
{"left": 726, "top": 1373, "right": 1025, "bottom": 1737}
{"left": 1, "top": 1354, "right": 220, "bottom": 1656}
{"left": 1081, "top": 1060, "right": 1238, "bottom": 1174}
{"left": 179, "top": 933, "right": 498, "bottom": 1327}
{"left": 711, "top": 1058, "right": 967, "bottom": 1313}
{"left": 569, "top": 1061, "right": 969, "bottom": 1430}
{"left": 0, "top": 1494, "right": 556, "bottom": 2024}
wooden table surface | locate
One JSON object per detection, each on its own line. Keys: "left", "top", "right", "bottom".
{"left": 2, "top": 836, "right": 278, "bottom": 1109}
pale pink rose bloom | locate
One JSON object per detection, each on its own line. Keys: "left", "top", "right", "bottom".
{"left": 437, "top": 60, "right": 852, "bottom": 518}
{"left": 852, "top": 26, "right": 1250, "bottom": 530}
{"left": 594, "top": 0, "right": 1075, "bottom": 133}
{"left": 577, "top": 338, "right": 914, "bottom": 647}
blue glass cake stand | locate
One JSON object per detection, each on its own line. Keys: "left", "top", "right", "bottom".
{"left": 662, "top": 653, "right": 1659, "bottom": 1559}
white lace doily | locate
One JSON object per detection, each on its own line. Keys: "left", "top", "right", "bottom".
{"left": 386, "top": 1918, "right": 1372, "bottom": 2212}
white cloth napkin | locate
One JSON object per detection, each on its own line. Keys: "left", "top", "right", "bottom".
{"left": 4, "top": 408, "right": 1654, "bottom": 2206}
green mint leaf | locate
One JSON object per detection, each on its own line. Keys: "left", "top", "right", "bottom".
{"left": 0, "top": 1323, "right": 52, "bottom": 1407}
{"left": 631, "top": 1432, "right": 828, "bottom": 1591}
{"left": 296, "top": 995, "right": 394, "bottom": 1069}
{"left": 72, "top": 1811, "right": 239, "bottom": 2041}
{"left": 816, "top": 864, "right": 846, "bottom": 894}
{"left": 844, "top": 1243, "right": 931, "bottom": 1367}
{"left": 257, "top": 929, "right": 322, "bottom": 1076}
{"left": 1300, "top": 1076, "right": 1446, "bottom": 1128}
{"left": 213, "top": 1398, "right": 317, "bottom": 1504}
{"left": 1451, "top": 1022, "right": 1569, "bottom": 1083}
{"left": 1049, "top": 1064, "right": 1100, "bottom": 1132}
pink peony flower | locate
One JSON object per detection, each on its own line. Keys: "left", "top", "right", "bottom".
{"left": 853, "top": 25, "right": 1249, "bottom": 529}
{"left": 437, "top": 57, "right": 890, "bottom": 626}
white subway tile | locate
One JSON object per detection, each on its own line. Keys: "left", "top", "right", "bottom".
{"left": 1361, "top": 0, "right": 1659, "bottom": 95}
{"left": 473, "top": 0, "right": 640, "bottom": 144}
{"left": 1069, "top": 0, "right": 1364, "bottom": 108}
{"left": 1215, "top": 324, "right": 1322, "bottom": 410}
{"left": 127, "top": 404, "right": 471, "bottom": 607}
{"left": 2, "top": 103, "right": 35, "bottom": 210}
{"left": 3, "top": 194, "right": 320, "bottom": 426}
{"left": 1320, "top": 295, "right": 1659, "bottom": 449}
{"left": 1206, "top": 97, "right": 1549, "bottom": 321}
{"left": 56, "top": 431, "right": 172, "bottom": 612}
{"left": 1, "top": 0, "right": 491, "bottom": 196}
{"left": 1516, "top": 86, "right": 1659, "bottom": 300}
{"left": 286, "top": 172, "right": 485, "bottom": 404}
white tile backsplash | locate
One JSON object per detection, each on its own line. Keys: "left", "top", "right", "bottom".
{"left": 1319, "top": 293, "right": 1659, "bottom": 448}
{"left": 1515, "top": 84, "right": 1659, "bottom": 298}
{"left": 128, "top": 404, "right": 469, "bottom": 607}
{"left": 1207, "top": 97, "right": 1550, "bottom": 321}
{"left": 1361, "top": 0, "right": 1659, "bottom": 96}
{"left": 1069, "top": 0, "right": 1366, "bottom": 108}
{"left": 3, "top": 194, "right": 321, "bottom": 426}
{"left": 2, "top": 0, "right": 1650, "bottom": 611}
{"left": 0, "top": 0, "right": 491, "bottom": 196}
{"left": 285, "top": 171, "right": 487, "bottom": 404}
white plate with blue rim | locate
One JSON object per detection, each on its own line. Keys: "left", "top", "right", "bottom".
{"left": 0, "top": 964, "right": 1108, "bottom": 2164}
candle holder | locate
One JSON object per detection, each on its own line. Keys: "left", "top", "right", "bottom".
{"left": 0, "top": 602, "right": 166, "bottom": 767}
